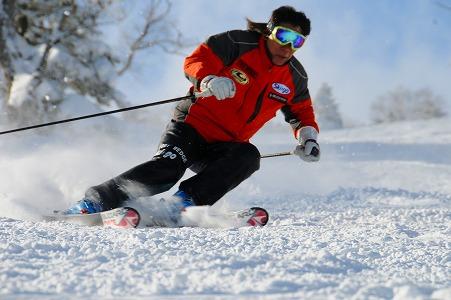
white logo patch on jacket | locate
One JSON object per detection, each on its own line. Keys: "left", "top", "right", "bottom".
{"left": 272, "top": 83, "right": 291, "bottom": 95}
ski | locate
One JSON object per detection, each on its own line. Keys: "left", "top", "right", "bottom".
{"left": 220, "top": 206, "right": 269, "bottom": 227}
{"left": 177, "top": 206, "right": 269, "bottom": 228}
{"left": 44, "top": 206, "right": 268, "bottom": 228}
{"left": 43, "top": 207, "right": 141, "bottom": 229}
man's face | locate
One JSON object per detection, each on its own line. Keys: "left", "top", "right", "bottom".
{"left": 266, "top": 23, "right": 303, "bottom": 66}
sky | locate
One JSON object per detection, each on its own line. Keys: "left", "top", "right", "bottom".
{"left": 117, "top": 0, "right": 451, "bottom": 124}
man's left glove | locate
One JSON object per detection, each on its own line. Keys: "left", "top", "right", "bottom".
{"left": 293, "top": 126, "right": 320, "bottom": 162}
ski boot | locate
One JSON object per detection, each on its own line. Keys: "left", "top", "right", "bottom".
{"left": 64, "top": 198, "right": 104, "bottom": 215}
{"left": 147, "top": 190, "right": 195, "bottom": 227}
{"left": 173, "top": 190, "right": 195, "bottom": 209}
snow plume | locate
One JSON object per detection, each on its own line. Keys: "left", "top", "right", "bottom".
{"left": 124, "top": 194, "right": 245, "bottom": 229}
{"left": 116, "top": 180, "right": 193, "bottom": 228}
{"left": 124, "top": 196, "right": 236, "bottom": 228}
{"left": 116, "top": 179, "right": 154, "bottom": 201}
{"left": 0, "top": 121, "right": 162, "bottom": 221}
{"left": 180, "top": 205, "right": 249, "bottom": 228}
{"left": 117, "top": 179, "right": 248, "bottom": 228}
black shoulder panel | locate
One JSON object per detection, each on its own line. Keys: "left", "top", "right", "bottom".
{"left": 288, "top": 58, "right": 310, "bottom": 103}
{"left": 205, "top": 30, "right": 260, "bottom": 66}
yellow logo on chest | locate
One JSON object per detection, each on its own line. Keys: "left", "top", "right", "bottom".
{"left": 231, "top": 69, "right": 249, "bottom": 85}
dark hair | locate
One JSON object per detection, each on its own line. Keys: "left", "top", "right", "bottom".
{"left": 246, "top": 19, "right": 270, "bottom": 35}
{"left": 247, "top": 6, "right": 311, "bottom": 36}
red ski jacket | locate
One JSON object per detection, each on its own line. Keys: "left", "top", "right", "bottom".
{"left": 173, "top": 30, "right": 319, "bottom": 143}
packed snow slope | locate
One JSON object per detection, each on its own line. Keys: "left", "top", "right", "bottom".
{"left": 0, "top": 117, "right": 450, "bottom": 299}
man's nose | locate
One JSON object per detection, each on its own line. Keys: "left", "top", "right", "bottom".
{"left": 281, "top": 44, "right": 294, "bottom": 54}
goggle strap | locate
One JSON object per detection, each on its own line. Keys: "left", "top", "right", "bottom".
{"left": 266, "top": 21, "right": 275, "bottom": 33}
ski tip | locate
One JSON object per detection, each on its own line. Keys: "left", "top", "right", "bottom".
{"left": 247, "top": 207, "right": 269, "bottom": 227}
{"left": 123, "top": 207, "right": 141, "bottom": 228}
{"left": 102, "top": 207, "right": 141, "bottom": 229}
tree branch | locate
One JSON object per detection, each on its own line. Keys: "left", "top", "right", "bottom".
{"left": 117, "top": 0, "right": 180, "bottom": 75}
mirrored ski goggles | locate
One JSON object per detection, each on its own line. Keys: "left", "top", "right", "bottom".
{"left": 270, "top": 26, "right": 306, "bottom": 50}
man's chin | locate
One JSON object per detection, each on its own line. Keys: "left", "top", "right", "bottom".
{"left": 271, "top": 56, "right": 291, "bottom": 66}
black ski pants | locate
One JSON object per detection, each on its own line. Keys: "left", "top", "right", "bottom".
{"left": 86, "top": 121, "right": 261, "bottom": 209}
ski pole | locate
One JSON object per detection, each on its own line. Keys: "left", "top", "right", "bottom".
{"left": 261, "top": 144, "right": 320, "bottom": 159}
{"left": 260, "top": 151, "right": 293, "bottom": 158}
{"left": 0, "top": 94, "right": 194, "bottom": 136}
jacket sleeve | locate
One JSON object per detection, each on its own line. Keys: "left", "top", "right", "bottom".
{"left": 281, "top": 60, "right": 319, "bottom": 139}
{"left": 184, "top": 43, "right": 225, "bottom": 90}
{"left": 184, "top": 31, "right": 239, "bottom": 90}
{"left": 281, "top": 97, "right": 319, "bottom": 139}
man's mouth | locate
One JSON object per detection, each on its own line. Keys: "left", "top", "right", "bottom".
{"left": 276, "top": 55, "right": 290, "bottom": 60}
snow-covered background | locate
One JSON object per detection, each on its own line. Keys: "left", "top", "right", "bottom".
{"left": 0, "top": 117, "right": 450, "bottom": 299}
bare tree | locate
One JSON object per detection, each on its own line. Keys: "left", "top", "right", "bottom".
{"left": 371, "top": 86, "right": 447, "bottom": 124}
{"left": 0, "top": 1, "right": 14, "bottom": 102}
{"left": 0, "top": 0, "right": 187, "bottom": 126}
{"left": 118, "top": 0, "right": 186, "bottom": 75}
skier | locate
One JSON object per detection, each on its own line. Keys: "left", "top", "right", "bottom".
{"left": 65, "top": 6, "right": 321, "bottom": 222}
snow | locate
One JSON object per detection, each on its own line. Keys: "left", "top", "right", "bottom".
{"left": 7, "top": 73, "right": 34, "bottom": 107}
{"left": 0, "top": 118, "right": 450, "bottom": 299}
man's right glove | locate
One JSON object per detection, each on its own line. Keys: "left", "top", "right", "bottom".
{"left": 199, "top": 75, "right": 236, "bottom": 100}
{"left": 294, "top": 126, "right": 320, "bottom": 162}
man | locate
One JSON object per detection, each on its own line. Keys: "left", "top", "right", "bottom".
{"left": 65, "top": 6, "right": 321, "bottom": 222}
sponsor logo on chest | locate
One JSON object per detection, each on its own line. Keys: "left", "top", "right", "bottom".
{"left": 231, "top": 69, "right": 249, "bottom": 85}
{"left": 268, "top": 93, "right": 288, "bottom": 104}
{"left": 272, "top": 82, "right": 291, "bottom": 95}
